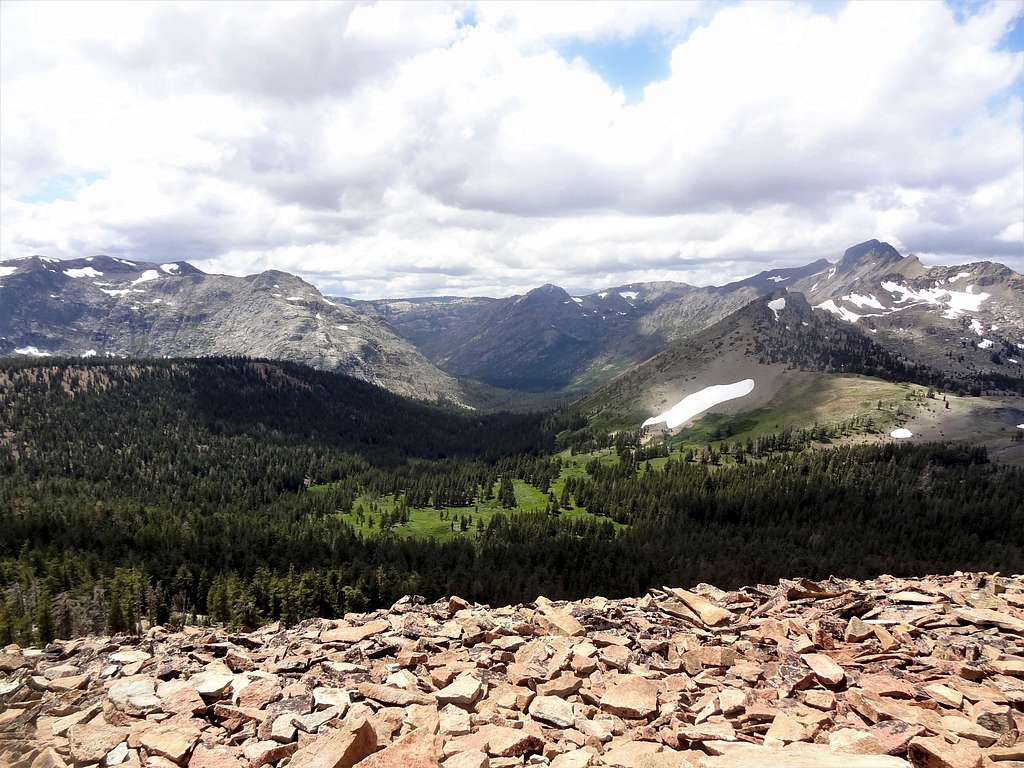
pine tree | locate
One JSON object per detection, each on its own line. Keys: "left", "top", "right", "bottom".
{"left": 35, "top": 589, "right": 55, "bottom": 645}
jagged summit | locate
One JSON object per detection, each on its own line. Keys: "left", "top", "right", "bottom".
{"left": 4, "top": 572, "right": 1022, "bottom": 768}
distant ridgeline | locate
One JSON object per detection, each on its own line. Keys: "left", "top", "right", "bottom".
{"left": 1, "top": 358, "right": 1022, "bottom": 643}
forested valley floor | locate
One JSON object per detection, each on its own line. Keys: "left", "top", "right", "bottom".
{"left": 1, "top": 358, "right": 1021, "bottom": 644}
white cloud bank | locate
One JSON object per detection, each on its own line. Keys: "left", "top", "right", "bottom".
{"left": 1, "top": 0, "right": 1021, "bottom": 298}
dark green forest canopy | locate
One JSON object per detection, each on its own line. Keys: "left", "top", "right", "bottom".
{"left": 1, "top": 358, "right": 1021, "bottom": 643}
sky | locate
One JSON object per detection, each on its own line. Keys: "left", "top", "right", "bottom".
{"left": 1, "top": 0, "right": 1022, "bottom": 299}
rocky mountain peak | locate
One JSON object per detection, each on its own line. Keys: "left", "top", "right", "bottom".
{"left": 838, "top": 239, "right": 903, "bottom": 270}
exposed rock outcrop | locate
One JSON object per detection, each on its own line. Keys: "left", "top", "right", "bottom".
{"left": 2, "top": 573, "right": 1023, "bottom": 767}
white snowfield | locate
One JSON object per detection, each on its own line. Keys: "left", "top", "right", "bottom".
{"left": 619, "top": 291, "right": 639, "bottom": 301}
{"left": 0, "top": 266, "right": 17, "bottom": 278}
{"left": 814, "top": 299, "right": 866, "bottom": 324}
{"left": 133, "top": 269, "right": 161, "bottom": 284}
{"left": 642, "top": 379, "right": 755, "bottom": 430}
{"left": 767, "top": 297, "right": 786, "bottom": 320}
{"left": 890, "top": 428, "right": 913, "bottom": 439}
{"left": 14, "top": 346, "right": 51, "bottom": 357}
{"left": 64, "top": 267, "right": 103, "bottom": 278}
{"left": 160, "top": 263, "right": 180, "bottom": 274}
{"left": 978, "top": 339, "right": 994, "bottom": 350}
{"left": 880, "top": 280, "right": 989, "bottom": 319}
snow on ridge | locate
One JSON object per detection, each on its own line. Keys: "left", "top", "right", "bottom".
{"left": 767, "top": 297, "right": 786, "bottom": 320}
{"left": 13, "top": 346, "right": 51, "bottom": 357}
{"left": 64, "top": 266, "right": 103, "bottom": 278}
{"left": 112, "top": 258, "right": 136, "bottom": 267}
{"left": 845, "top": 293, "right": 885, "bottom": 310}
{"left": 642, "top": 379, "right": 756, "bottom": 430}
{"left": 880, "top": 280, "right": 989, "bottom": 319}
{"left": 160, "top": 263, "right": 180, "bottom": 274}
{"left": 132, "top": 269, "right": 160, "bottom": 284}
{"left": 815, "top": 299, "right": 864, "bottom": 324}
{"left": 890, "top": 428, "right": 913, "bottom": 439}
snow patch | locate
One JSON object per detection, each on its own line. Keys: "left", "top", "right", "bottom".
{"left": 815, "top": 299, "right": 863, "bottom": 324}
{"left": 880, "top": 280, "right": 989, "bottom": 319}
{"left": 81, "top": 350, "right": 97, "bottom": 358}
{"left": 597, "top": 291, "right": 608, "bottom": 299}
{"left": 844, "top": 293, "right": 885, "bottom": 310}
{"left": 767, "top": 297, "right": 786, "bottom": 320}
{"left": 0, "top": 266, "right": 17, "bottom": 278}
{"left": 285, "top": 296, "right": 305, "bottom": 301}
{"left": 826, "top": 266, "right": 837, "bottom": 280}
{"left": 766, "top": 276, "right": 788, "bottom": 283}
{"left": 948, "top": 271, "right": 971, "bottom": 283}
{"left": 571, "top": 297, "right": 583, "bottom": 304}
{"left": 133, "top": 269, "right": 160, "bottom": 284}
{"left": 890, "top": 428, "right": 913, "bottom": 439}
{"left": 336, "top": 324, "right": 349, "bottom": 331}
{"left": 112, "top": 258, "right": 137, "bottom": 267}
{"left": 969, "top": 319, "right": 984, "bottom": 336}
{"left": 977, "top": 339, "right": 994, "bottom": 349}
{"left": 642, "top": 379, "right": 755, "bottom": 430}
{"left": 160, "top": 263, "right": 180, "bottom": 274}
{"left": 99, "top": 288, "right": 134, "bottom": 297}
{"left": 619, "top": 291, "right": 639, "bottom": 301}
{"left": 13, "top": 346, "right": 51, "bottom": 357}
{"left": 64, "top": 267, "right": 103, "bottom": 278}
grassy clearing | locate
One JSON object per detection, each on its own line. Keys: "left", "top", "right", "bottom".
{"left": 314, "top": 471, "right": 622, "bottom": 543}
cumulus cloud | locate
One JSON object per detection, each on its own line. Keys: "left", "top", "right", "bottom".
{"left": 1, "top": 0, "right": 1021, "bottom": 298}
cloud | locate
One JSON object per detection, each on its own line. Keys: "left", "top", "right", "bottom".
{"left": 1, "top": 0, "right": 1021, "bottom": 298}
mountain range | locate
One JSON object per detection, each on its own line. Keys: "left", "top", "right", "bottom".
{"left": 2, "top": 240, "right": 1022, "bottom": 424}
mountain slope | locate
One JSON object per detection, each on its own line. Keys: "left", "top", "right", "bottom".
{"left": 579, "top": 291, "right": 1024, "bottom": 434}
{"left": 352, "top": 241, "right": 1022, "bottom": 403}
{"left": 792, "top": 239, "right": 1024, "bottom": 381}
{"left": 0, "top": 255, "right": 464, "bottom": 404}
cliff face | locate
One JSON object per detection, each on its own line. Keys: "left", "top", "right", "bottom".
{"left": 3, "top": 572, "right": 1023, "bottom": 768}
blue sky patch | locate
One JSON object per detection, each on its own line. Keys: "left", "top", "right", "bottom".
{"left": 558, "top": 33, "right": 676, "bottom": 102}
{"left": 18, "top": 172, "right": 105, "bottom": 204}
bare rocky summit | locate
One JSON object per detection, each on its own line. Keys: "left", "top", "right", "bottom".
{"left": 0, "top": 256, "right": 463, "bottom": 405}
{"left": 3, "top": 573, "right": 1024, "bottom": 768}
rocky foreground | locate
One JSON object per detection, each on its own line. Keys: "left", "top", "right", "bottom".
{"left": 3, "top": 574, "right": 1024, "bottom": 768}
